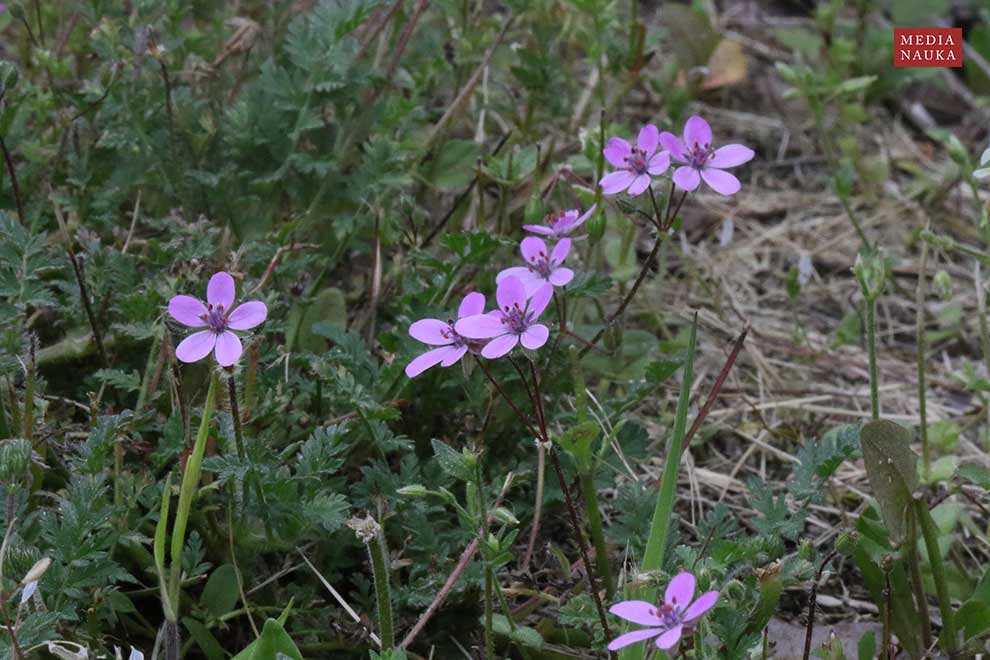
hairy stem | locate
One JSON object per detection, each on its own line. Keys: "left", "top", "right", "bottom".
{"left": 227, "top": 372, "right": 246, "bottom": 460}
{"left": 866, "top": 298, "right": 880, "bottom": 420}
{"left": 368, "top": 528, "right": 395, "bottom": 651}
{"left": 0, "top": 134, "right": 25, "bottom": 225}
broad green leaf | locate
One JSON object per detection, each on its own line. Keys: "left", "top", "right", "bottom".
{"left": 860, "top": 419, "right": 918, "bottom": 544}
{"left": 956, "top": 600, "right": 990, "bottom": 641}
{"left": 183, "top": 618, "right": 226, "bottom": 660}
{"left": 201, "top": 564, "right": 240, "bottom": 618}
{"left": 431, "top": 438, "right": 474, "bottom": 482}
{"left": 231, "top": 618, "right": 303, "bottom": 660}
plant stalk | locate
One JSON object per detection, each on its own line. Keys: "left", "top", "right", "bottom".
{"left": 866, "top": 298, "right": 880, "bottom": 420}
{"left": 914, "top": 497, "right": 957, "bottom": 655}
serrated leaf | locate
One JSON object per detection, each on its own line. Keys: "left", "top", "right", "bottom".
{"left": 431, "top": 438, "right": 473, "bottom": 481}
{"left": 556, "top": 421, "right": 599, "bottom": 474}
{"left": 860, "top": 419, "right": 918, "bottom": 544}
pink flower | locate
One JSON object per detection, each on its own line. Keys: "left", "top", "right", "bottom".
{"left": 497, "top": 237, "right": 573, "bottom": 297}
{"left": 607, "top": 572, "right": 719, "bottom": 652}
{"left": 168, "top": 272, "right": 267, "bottom": 367}
{"left": 523, "top": 204, "right": 596, "bottom": 239}
{"left": 455, "top": 277, "right": 552, "bottom": 359}
{"left": 660, "top": 116, "right": 754, "bottom": 196}
{"left": 405, "top": 292, "right": 486, "bottom": 378}
{"left": 599, "top": 125, "right": 671, "bottom": 196}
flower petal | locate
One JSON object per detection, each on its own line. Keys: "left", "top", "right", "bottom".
{"left": 405, "top": 346, "right": 452, "bottom": 378}
{"left": 974, "top": 166, "right": 990, "bottom": 180}
{"left": 528, "top": 283, "right": 554, "bottom": 318}
{"left": 549, "top": 267, "right": 574, "bottom": 286}
{"left": 496, "top": 276, "right": 527, "bottom": 311}
{"left": 981, "top": 146, "right": 990, "bottom": 166}
{"left": 522, "top": 224, "right": 554, "bottom": 235}
{"left": 673, "top": 166, "right": 701, "bottom": 191}
{"left": 603, "top": 137, "right": 632, "bottom": 167}
{"left": 168, "top": 295, "right": 208, "bottom": 327}
{"left": 521, "top": 236, "right": 548, "bottom": 265}
{"left": 550, "top": 238, "right": 571, "bottom": 264}
{"left": 458, "top": 292, "right": 486, "bottom": 318}
{"left": 707, "top": 144, "right": 754, "bottom": 168}
{"left": 214, "top": 331, "right": 243, "bottom": 367}
{"left": 175, "top": 331, "right": 216, "bottom": 363}
{"left": 606, "top": 628, "right": 664, "bottom": 651}
{"left": 409, "top": 319, "right": 455, "bottom": 345}
{"left": 497, "top": 266, "right": 536, "bottom": 284}
{"left": 655, "top": 624, "right": 684, "bottom": 650}
{"left": 440, "top": 344, "right": 468, "bottom": 367}
{"left": 627, "top": 173, "right": 652, "bottom": 196}
{"left": 665, "top": 572, "right": 696, "bottom": 609}
{"left": 600, "top": 170, "right": 635, "bottom": 195}
{"left": 521, "top": 324, "right": 549, "bottom": 350}
{"left": 226, "top": 301, "right": 267, "bottom": 330}
{"left": 481, "top": 334, "right": 518, "bottom": 359}
{"left": 637, "top": 124, "right": 660, "bottom": 155}
{"left": 648, "top": 151, "right": 671, "bottom": 175}
{"left": 701, "top": 168, "right": 741, "bottom": 195}
{"left": 206, "top": 272, "right": 236, "bottom": 310}
{"left": 660, "top": 131, "right": 687, "bottom": 161}
{"left": 608, "top": 601, "right": 664, "bottom": 626}
{"left": 569, "top": 204, "right": 596, "bottom": 231}
{"left": 455, "top": 314, "right": 506, "bottom": 339}
{"left": 683, "top": 115, "right": 712, "bottom": 149}
{"left": 683, "top": 590, "right": 719, "bottom": 622}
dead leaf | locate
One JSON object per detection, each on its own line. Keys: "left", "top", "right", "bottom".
{"left": 703, "top": 39, "right": 749, "bottom": 90}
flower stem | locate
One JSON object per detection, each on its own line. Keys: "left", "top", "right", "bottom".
{"left": 522, "top": 441, "right": 545, "bottom": 571}
{"left": 866, "top": 297, "right": 880, "bottom": 420}
{"left": 0, "top": 134, "right": 25, "bottom": 225}
{"left": 168, "top": 370, "right": 219, "bottom": 617}
{"left": 484, "top": 566, "right": 495, "bottom": 659}
{"left": 227, "top": 372, "right": 246, "bottom": 460}
{"left": 547, "top": 447, "right": 612, "bottom": 647}
{"left": 914, "top": 496, "right": 957, "bottom": 655}
{"left": 915, "top": 236, "right": 929, "bottom": 477}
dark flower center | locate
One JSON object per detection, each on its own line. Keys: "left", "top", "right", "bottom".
{"left": 624, "top": 148, "right": 650, "bottom": 175}
{"left": 500, "top": 302, "right": 534, "bottom": 335}
{"left": 648, "top": 602, "right": 684, "bottom": 627}
{"left": 201, "top": 303, "right": 229, "bottom": 334}
{"left": 688, "top": 143, "right": 713, "bottom": 169}
{"left": 526, "top": 249, "right": 556, "bottom": 279}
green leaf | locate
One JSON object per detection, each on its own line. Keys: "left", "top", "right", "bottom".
{"left": 488, "top": 614, "right": 544, "bottom": 650}
{"left": 860, "top": 419, "right": 918, "bottom": 544}
{"left": 201, "top": 564, "right": 240, "bottom": 618}
{"left": 431, "top": 438, "right": 473, "bottom": 481}
{"left": 232, "top": 618, "right": 303, "bottom": 660}
{"left": 427, "top": 139, "right": 480, "bottom": 192}
{"left": 830, "top": 76, "right": 877, "bottom": 97}
{"left": 956, "top": 600, "right": 990, "bottom": 641}
{"left": 958, "top": 463, "right": 990, "bottom": 490}
{"left": 183, "top": 617, "right": 226, "bottom": 660}
{"left": 857, "top": 631, "right": 875, "bottom": 660}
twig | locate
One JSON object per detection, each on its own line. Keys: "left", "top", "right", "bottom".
{"left": 400, "top": 472, "right": 515, "bottom": 650}
{"left": 420, "top": 130, "right": 513, "bottom": 247}
{"left": 0, "top": 134, "right": 26, "bottom": 225}
{"left": 684, "top": 324, "right": 750, "bottom": 444}
{"left": 383, "top": 0, "right": 429, "bottom": 83}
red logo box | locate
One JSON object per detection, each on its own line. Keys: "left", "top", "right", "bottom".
{"left": 894, "top": 28, "right": 963, "bottom": 67}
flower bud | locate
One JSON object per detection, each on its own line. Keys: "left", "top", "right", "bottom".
{"left": 21, "top": 557, "right": 51, "bottom": 585}
{"left": 397, "top": 484, "right": 428, "bottom": 498}
{"left": 491, "top": 507, "right": 519, "bottom": 527}
{"left": 854, "top": 250, "right": 888, "bottom": 302}
{"left": 587, "top": 205, "right": 606, "bottom": 243}
{"left": 524, "top": 195, "right": 544, "bottom": 226}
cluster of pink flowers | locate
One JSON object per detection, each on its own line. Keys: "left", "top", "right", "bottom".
{"left": 601, "top": 116, "right": 753, "bottom": 197}
{"left": 405, "top": 204, "right": 594, "bottom": 376}
{"left": 403, "top": 114, "right": 752, "bottom": 377}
